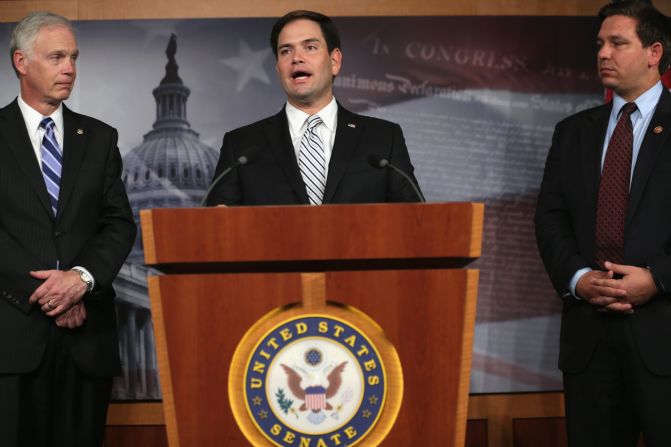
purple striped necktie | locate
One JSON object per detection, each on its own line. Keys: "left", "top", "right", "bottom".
{"left": 40, "top": 117, "right": 62, "bottom": 216}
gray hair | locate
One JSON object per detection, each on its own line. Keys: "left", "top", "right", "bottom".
{"left": 9, "top": 12, "right": 74, "bottom": 77}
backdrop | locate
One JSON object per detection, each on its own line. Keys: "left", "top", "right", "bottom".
{"left": 0, "top": 16, "right": 603, "bottom": 399}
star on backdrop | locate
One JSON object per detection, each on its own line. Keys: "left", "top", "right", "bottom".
{"left": 220, "top": 40, "right": 272, "bottom": 92}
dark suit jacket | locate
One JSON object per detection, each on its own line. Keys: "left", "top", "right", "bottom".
{"left": 535, "top": 87, "right": 671, "bottom": 375}
{"left": 206, "top": 104, "right": 422, "bottom": 205}
{"left": 0, "top": 99, "right": 136, "bottom": 377}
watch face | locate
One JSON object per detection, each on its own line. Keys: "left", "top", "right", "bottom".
{"left": 77, "top": 270, "right": 93, "bottom": 290}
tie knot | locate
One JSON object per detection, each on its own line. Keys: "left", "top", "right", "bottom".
{"left": 620, "top": 102, "right": 637, "bottom": 117}
{"left": 306, "top": 115, "right": 322, "bottom": 130}
{"left": 40, "top": 117, "right": 55, "bottom": 131}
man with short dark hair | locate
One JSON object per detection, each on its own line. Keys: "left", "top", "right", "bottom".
{"left": 535, "top": 2, "right": 671, "bottom": 445}
{"left": 0, "top": 11, "right": 135, "bottom": 446}
{"left": 206, "top": 10, "right": 422, "bottom": 206}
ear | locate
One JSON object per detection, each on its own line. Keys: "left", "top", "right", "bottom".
{"left": 13, "top": 50, "right": 28, "bottom": 76}
{"left": 648, "top": 41, "right": 663, "bottom": 68}
{"left": 330, "top": 48, "right": 342, "bottom": 77}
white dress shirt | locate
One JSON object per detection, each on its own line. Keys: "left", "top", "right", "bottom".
{"left": 17, "top": 95, "right": 64, "bottom": 165}
{"left": 285, "top": 96, "right": 338, "bottom": 175}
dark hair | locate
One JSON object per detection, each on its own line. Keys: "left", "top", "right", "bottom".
{"left": 599, "top": 1, "right": 671, "bottom": 74}
{"left": 270, "top": 10, "right": 341, "bottom": 58}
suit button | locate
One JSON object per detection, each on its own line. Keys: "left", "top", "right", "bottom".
{"left": 54, "top": 231, "right": 62, "bottom": 237}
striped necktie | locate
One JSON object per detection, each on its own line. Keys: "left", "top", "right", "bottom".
{"left": 298, "top": 115, "right": 326, "bottom": 205}
{"left": 40, "top": 117, "right": 62, "bottom": 216}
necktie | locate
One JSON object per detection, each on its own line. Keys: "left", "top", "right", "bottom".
{"left": 40, "top": 117, "right": 62, "bottom": 216}
{"left": 298, "top": 115, "right": 326, "bottom": 205}
{"left": 595, "top": 102, "right": 637, "bottom": 268}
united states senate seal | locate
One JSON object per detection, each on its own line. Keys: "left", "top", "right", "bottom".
{"left": 229, "top": 305, "right": 402, "bottom": 447}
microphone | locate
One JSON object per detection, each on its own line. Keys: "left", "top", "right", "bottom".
{"left": 199, "top": 146, "right": 261, "bottom": 206}
{"left": 368, "top": 154, "right": 425, "bottom": 203}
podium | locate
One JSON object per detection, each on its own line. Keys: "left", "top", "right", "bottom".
{"left": 141, "top": 202, "right": 483, "bottom": 446}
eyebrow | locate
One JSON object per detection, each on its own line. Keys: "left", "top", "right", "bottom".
{"left": 597, "top": 34, "right": 630, "bottom": 44}
{"left": 47, "top": 49, "right": 79, "bottom": 56}
{"left": 278, "top": 37, "right": 322, "bottom": 50}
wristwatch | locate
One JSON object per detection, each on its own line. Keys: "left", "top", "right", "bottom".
{"left": 72, "top": 267, "right": 94, "bottom": 293}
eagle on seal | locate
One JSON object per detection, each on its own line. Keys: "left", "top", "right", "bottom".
{"left": 281, "top": 362, "right": 348, "bottom": 412}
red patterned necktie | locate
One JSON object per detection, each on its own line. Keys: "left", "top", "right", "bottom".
{"left": 595, "top": 102, "right": 637, "bottom": 269}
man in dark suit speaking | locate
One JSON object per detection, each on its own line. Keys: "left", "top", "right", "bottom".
{"left": 535, "top": 2, "right": 671, "bottom": 445}
{"left": 206, "top": 10, "right": 422, "bottom": 206}
{"left": 0, "top": 12, "right": 136, "bottom": 446}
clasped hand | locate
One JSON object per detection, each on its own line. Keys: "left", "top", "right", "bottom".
{"left": 576, "top": 261, "right": 658, "bottom": 314}
{"left": 28, "top": 269, "right": 87, "bottom": 328}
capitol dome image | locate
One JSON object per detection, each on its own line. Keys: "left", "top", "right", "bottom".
{"left": 112, "top": 34, "right": 219, "bottom": 399}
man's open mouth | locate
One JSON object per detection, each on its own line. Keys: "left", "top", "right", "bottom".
{"left": 291, "top": 71, "right": 311, "bottom": 79}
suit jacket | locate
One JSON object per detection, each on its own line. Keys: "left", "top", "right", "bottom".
{"left": 206, "top": 104, "right": 422, "bottom": 205}
{"left": 535, "top": 87, "right": 671, "bottom": 375}
{"left": 0, "top": 99, "right": 136, "bottom": 377}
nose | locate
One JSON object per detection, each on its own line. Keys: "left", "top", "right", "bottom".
{"left": 292, "top": 48, "right": 304, "bottom": 64}
{"left": 597, "top": 43, "right": 610, "bottom": 60}
{"left": 62, "top": 56, "right": 76, "bottom": 75}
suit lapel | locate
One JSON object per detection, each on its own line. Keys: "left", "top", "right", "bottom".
{"left": 262, "top": 108, "right": 309, "bottom": 203}
{"left": 627, "top": 88, "right": 671, "bottom": 225}
{"left": 323, "top": 105, "right": 362, "bottom": 203}
{"left": 581, "top": 103, "right": 611, "bottom": 215}
{"left": 57, "top": 105, "right": 86, "bottom": 220}
{"left": 0, "top": 100, "right": 53, "bottom": 218}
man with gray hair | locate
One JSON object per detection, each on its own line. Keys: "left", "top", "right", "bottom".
{"left": 0, "top": 12, "right": 135, "bottom": 446}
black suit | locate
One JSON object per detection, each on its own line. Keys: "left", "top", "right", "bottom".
{"left": 535, "top": 87, "right": 671, "bottom": 445}
{"left": 206, "top": 104, "right": 421, "bottom": 205}
{"left": 0, "top": 99, "right": 136, "bottom": 445}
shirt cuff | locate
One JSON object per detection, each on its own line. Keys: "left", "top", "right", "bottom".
{"left": 569, "top": 267, "right": 592, "bottom": 300}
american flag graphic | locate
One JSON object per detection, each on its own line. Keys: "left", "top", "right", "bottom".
{"left": 304, "top": 386, "right": 327, "bottom": 411}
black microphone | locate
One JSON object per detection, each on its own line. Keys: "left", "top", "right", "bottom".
{"left": 199, "top": 146, "right": 261, "bottom": 206}
{"left": 368, "top": 154, "right": 425, "bottom": 203}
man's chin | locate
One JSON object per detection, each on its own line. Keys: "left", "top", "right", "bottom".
{"left": 287, "top": 91, "right": 314, "bottom": 104}
{"left": 43, "top": 95, "right": 71, "bottom": 108}
{"left": 52, "top": 90, "right": 73, "bottom": 102}
{"left": 599, "top": 76, "right": 618, "bottom": 90}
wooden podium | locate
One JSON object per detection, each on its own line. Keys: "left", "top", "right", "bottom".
{"left": 141, "top": 202, "right": 483, "bottom": 446}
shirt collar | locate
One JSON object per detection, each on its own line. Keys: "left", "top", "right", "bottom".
{"left": 612, "top": 81, "right": 663, "bottom": 119}
{"left": 17, "top": 95, "right": 64, "bottom": 136}
{"left": 285, "top": 96, "right": 338, "bottom": 135}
